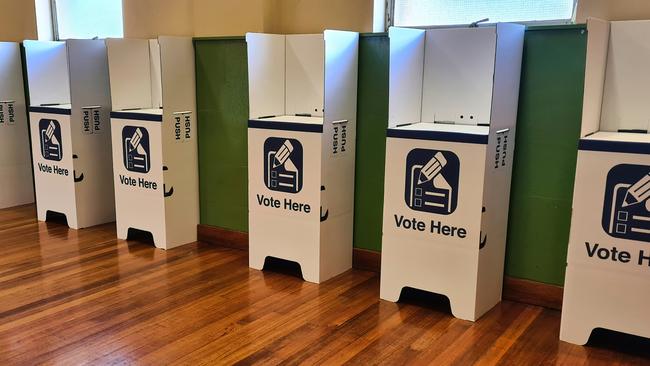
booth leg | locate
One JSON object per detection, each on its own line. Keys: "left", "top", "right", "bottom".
{"left": 249, "top": 253, "right": 266, "bottom": 271}
{"left": 449, "top": 296, "right": 478, "bottom": 322}
{"left": 560, "top": 321, "right": 593, "bottom": 346}
{"left": 116, "top": 222, "right": 129, "bottom": 240}
{"left": 379, "top": 282, "right": 403, "bottom": 302}
{"left": 300, "top": 264, "right": 320, "bottom": 284}
{"left": 36, "top": 206, "right": 47, "bottom": 222}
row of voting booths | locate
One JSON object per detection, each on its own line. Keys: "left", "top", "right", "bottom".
{"left": 1, "top": 20, "right": 647, "bottom": 346}
{"left": 561, "top": 18, "right": 650, "bottom": 345}
{"left": 18, "top": 37, "right": 198, "bottom": 249}
{"left": 0, "top": 42, "right": 33, "bottom": 209}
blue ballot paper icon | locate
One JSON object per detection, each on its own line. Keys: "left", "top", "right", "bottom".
{"left": 122, "top": 126, "right": 150, "bottom": 173}
{"left": 602, "top": 164, "right": 650, "bottom": 242}
{"left": 405, "top": 148, "right": 460, "bottom": 215}
{"left": 39, "top": 119, "right": 63, "bottom": 161}
{"left": 264, "top": 137, "right": 303, "bottom": 193}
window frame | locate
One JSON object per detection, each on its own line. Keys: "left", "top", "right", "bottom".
{"left": 386, "top": 0, "right": 578, "bottom": 29}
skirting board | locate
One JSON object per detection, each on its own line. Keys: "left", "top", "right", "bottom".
{"left": 197, "top": 224, "right": 563, "bottom": 310}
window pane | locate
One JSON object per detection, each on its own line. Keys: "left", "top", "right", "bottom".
{"left": 393, "top": 0, "right": 575, "bottom": 27}
{"left": 55, "top": 0, "right": 123, "bottom": 39}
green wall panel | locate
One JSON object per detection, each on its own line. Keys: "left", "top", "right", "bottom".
{"left": 194, "top": 27, "right": 588, "bottom": 284}
{"left": 505, "top": 26, "right": 587, "bottom": 285}
{"left": 195, "top": 38, "right": 249, "bottom": 232}
{"left": 353, "top": 34, "right": 389, "bottom": 251}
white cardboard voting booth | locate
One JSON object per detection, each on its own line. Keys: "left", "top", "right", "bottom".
{"left": 24, "top": 40, "right": 114, "bottom": 229}
{"left": 561, "top": 19, "right": 650, "bottom": 345}
{"left": 0, "top": 42, "right": 34, "bottom": 208}
{"left": 246, "top": 30, "right": 359, "bottom": 283}
{"left": 106, "top": 37, "right": 199, "bottom": 250}
{"left": 380, "top": 24, "right": 525, "bottom": 321}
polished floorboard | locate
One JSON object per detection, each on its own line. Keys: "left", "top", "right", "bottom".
{"left": 0, "top": 204, "right": 649, "bottom": 365}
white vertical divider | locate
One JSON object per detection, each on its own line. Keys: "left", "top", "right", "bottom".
{"left": 388, "top": 27, "right": 425, "bottom": 128}
{"left": 105, "top": 38, "right": 153, "bottom": 111}
{"left": 475, "top": 22, "right": 525, "bottom": 317}
{"left": 600, "top": 20, "right": 650, "bottom": 132}
{"left": 246, "top": 33, "right": 286, "bottom": 119}
{"left": 67, "top": 39, "right": 115, "bottom": 227}
{"left": 0, "top": 42, "right": 34, "bottom": 208}
{"left": 421, "top": 28, "right": 496, "bottom": 125}
{"left": 320, "top": 30, "right": 359, "bottom": 280}
{"left": 285, "top": 34, "right": 324, "bottom": 116}
{"left": 23, "top": 41, "right": 70, "bottom": 106}
{"left": 160, "top": 36, "right": 199, "bottom": 247}
{"left": 149, "top": 39, "right": 163, "bottom": 109}
{"left": 580, "top": 18, "right": 610, "bottom": 136}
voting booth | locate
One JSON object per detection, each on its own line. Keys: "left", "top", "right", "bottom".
{"left": 0, "top": 42, "right": 34, "bottom": 208}
{"left": 380, "top": 24, "right": 525, "bottom": 321}
{"left": 106, "top": 37, "right": 199, "bottom": 250}
{"left": 246, "top": 30, "right": 359, "bottom": 283}
{"left": 561, "top": 19, "right": 650, "bottom": 345}
{"left": 24, "top": 40, "right": 114, "bottom": 229}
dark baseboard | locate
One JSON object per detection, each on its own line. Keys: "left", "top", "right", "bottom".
{"left": 197, "top": 224, "right": 248, "bottom": 251}
{"left": 197, "top": 224, "right": 563, "bottom": 310}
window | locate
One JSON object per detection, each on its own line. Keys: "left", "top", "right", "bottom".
{"left": 52, "top": 0, "right": 123, "bottom": 39}
{"left": 390, "top": 0, "right": 576, "bottom": 27}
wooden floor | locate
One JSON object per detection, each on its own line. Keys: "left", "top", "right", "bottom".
{"left": 1, "top": 205, "right": 649, "bottom": 365}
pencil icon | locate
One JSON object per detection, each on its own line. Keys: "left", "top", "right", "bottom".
{"left": 417, "top": 152, "right": 447, "bottom": 184}
{"left": 129, "top": 128, "right": 143, "bottom": 150}
{"left": 45, "top": 121, "right": 56, "bottom": 141}
{"left": 273, "top": 140, "right": 294, "bottom": 168}
{"left": 622, "top": 172, "right": 650, "bottom": 207}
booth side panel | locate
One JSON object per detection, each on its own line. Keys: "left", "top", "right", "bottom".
{"left": 387, "top": 28, "right": 425, "bottom": 128}
{"left": 0, "top": 42, "right": 34, "bottom": 208}
{"left": 319, "top": 31, "right": 360, "bottom": 281}
{"left": 580, "top": 19, "right": 609, "bottom": 137}
{"left": 475, "top": 23, "right": 525, "bottom": 318}
{"left": 160, "top": 36, "right": 199, "bottom": 248}
{"left": 246, "top": 34, "right": 286, "bottom": 119}
{"left": 105, "top": 39, "right": 154, "bottom": 111}
{"left": 67, "top": 39, "right": 115, "bottom": 228}
{"left": 23, "top": 41, "right": 71, "bottom": 107}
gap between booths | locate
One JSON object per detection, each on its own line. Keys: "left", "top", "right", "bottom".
{"left": 194, "top": 25, "right": 587, "bottom": 290}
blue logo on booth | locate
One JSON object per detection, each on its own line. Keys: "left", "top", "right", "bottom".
{"left": 405, "top": 148, "right": 460, "bottom": 215}
{"left": 39, "top": 119, "right": 63, "bottom": 161}
{"left": 264, "top": 137, "right": 303, "bottom": 193}
{"left": 122, "top": 126, "right": 150, "bottom": 173}
{"left": 602, "top": 164, "right": 650, "bottom": 242}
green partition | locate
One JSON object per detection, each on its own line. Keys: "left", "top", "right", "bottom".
{"left": 194, "top": 26, "right": 587, "bottom": 285}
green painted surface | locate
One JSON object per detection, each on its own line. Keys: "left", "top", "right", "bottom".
{"left": 195, "top": 38, "right": 249, "bottom": 232}
{"left": 194, "top": 26, "right": 588, "bottom": 284}
{"left": 505, "top": 26, "right": 587, "bottom": 285}
{"left": 353, "top": 34, "right": 389, "bottom": 251}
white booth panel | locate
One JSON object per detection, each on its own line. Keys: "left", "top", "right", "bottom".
{"left": 388, "top": 27, "right": 425, "bottom": 128}
{"left": 600, "top": 20, "right": 650, "bottom": 132}
{"left": 67, "top": 40, "right": 111, "bottom": 115}
{"left": 106, "top": 38, "right": 154, "bottom": 111}
{"left": 581, "top": 18, "right": 610, "bottom": 137}
{"left": 324, "top": 30, "right": 359, "bottom": 124}
{"left": 149, "top": 39, "right": 163, "bottom": 109}
{"left": 285, "top": 34, "right": 324, "bottom": 116}
{"left": 23, "top": 41, "right": 70, "bottom": 107}
{"left": 246, "top": 33, "right": 286, "bottom": 119}
{"left": 0, "top": 42, "right": 24, "bottom": 103}
{"left": 421, "top": 28, "right": 496, "bottom": 125}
